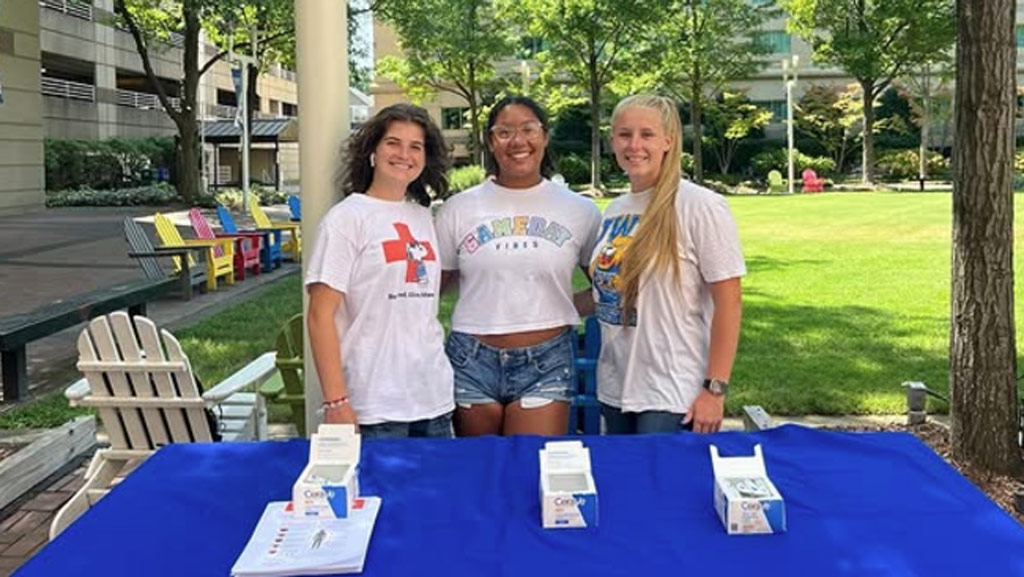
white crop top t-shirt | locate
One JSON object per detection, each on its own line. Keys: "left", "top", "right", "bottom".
{"left": 435, "top": 178, "right": 602, "bottom": 335}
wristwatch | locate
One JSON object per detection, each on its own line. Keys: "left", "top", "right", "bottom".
{"left": 703, "top": 378, "right": 729, "bottom": 396}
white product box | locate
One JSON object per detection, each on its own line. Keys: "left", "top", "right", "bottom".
{"left": 709, "top": 444, "right": 786, "bottom": 535}
{"left": 539, "top": 440, "right": 598, "bottom": 529}
{"left": 292, "top": 424, "right": 360, "bottom": 519}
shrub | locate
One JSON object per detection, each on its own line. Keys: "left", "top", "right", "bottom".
{"left": 45, "top": 137, "right": 176, "bottom": 191}
{"left": 556, "top": 153, "right": 590, "bottom": 186}
{"left": 750, "top": 149, "right": 836, "bottom": 179}
{"left": 45, "top": 183, "right": 178, "bottom": 207}
{"left": 876, "top": 149, "right": 950, "bottom": 182}
{"left": 681, "top": 152, "right": 695, "bottom": 177}
{"left": 209, "top": 185, "right": 288, "bottom": 210}
{"left": 448, "top": 165, "right": 487, "bottom": 194}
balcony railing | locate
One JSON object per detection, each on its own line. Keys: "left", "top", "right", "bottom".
{"left": 41, "top": 76, "right": 96, "bottom": 102}
{"left": 208, "top": 104, "right": 238, "bottom": 120}
{"left": 116, "top": 88, "right": 179, "bottom": 111}
{"left": 40, "top": 0, "right": 94, "bottom": 22}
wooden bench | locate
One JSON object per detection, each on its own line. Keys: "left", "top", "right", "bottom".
{"left": 0, "top": 279, "right": 177, "bottom": 402}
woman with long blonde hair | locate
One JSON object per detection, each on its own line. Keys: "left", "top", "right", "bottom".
{"left": 589, "top": 94, "right": 745, "bottom": 434}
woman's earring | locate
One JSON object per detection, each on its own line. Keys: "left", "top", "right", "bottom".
{"left": 370, "top": 153, "right": 376, "bottom": 168}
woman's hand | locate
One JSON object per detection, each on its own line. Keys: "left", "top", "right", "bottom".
{"left": 323, "top": 403, "right": 359, "bottom": 431}
{"left": 684, "top": 390, "right": 724, "bottom": 434}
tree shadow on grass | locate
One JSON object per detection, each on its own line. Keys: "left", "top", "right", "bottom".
{"left": 732, "top": 298, "right": 949, "bottom": 416}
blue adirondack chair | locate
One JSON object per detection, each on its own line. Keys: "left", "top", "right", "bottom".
{"left": 216, "top": 205, "right": 284, "bottom": 272}
{"left": 569, "top": 316, "right": 601, "bottom": 435}
{"left": 287, "top": 195, "right": 301, "bottom": 222}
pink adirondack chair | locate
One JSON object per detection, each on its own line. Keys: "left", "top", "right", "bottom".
{"left": 802, "top": 169, "right": 826, "bottom": 193}
{"left": 188, "top": 208, "right": 262, "bottom": 281}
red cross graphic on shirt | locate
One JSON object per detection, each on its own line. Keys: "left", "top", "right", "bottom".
{"left": 382, "top": 222, "right": 436, "bottom": 283}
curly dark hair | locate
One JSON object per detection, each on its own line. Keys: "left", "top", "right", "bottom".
{"left": 339, "top": 103, "right": 450, "bottom": 207}
{"left": 483, "top": 95, "right": 556, "bottom": 179}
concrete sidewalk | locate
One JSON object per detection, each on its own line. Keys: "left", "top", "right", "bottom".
{"left": 0, "top": 205, "right": 299, "bottom": 404}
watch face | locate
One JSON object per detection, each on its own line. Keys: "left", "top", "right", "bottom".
{"left": 706, "top": 379, "right": 728, "bottom": 395}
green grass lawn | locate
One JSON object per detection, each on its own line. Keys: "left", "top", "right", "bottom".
{"left": 727, "top": 191, "right": 1023, "bottom": 415}
{"left": 5, "top": 191, "right": 1023, "bottom": 429}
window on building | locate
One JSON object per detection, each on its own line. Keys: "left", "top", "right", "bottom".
{"left": 753, "top": 100, "right": 788, "bottom": 122}
{"left": 270, "top": 99, "right": 281, "bottom": 116}
{"left": 441, "top": 107, "right": 468, "bottom": 130}
{"left": 216, "top": 89, "right": 237, "bottom": 106}
{"left": 1017, "top": 25, "right": 1024, "bottom": 47}
{"left": 518, "top": 37, "right": 549, "bottom": 58}
{"left": 754, "top": 30, "right": 792, "bottom": 55}
{"left": 282, "top": 102, "right": 298, "bottom": 117}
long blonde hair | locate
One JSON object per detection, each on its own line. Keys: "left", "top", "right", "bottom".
{"left": 612, "top": 94, "right": 683, "bottom": 317}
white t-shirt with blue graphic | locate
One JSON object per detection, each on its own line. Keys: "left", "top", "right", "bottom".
{"left": 305, "top": 194, "right": 454, "bottom": 425}
{"left": 590, "top": 180, "right": 746, "bottom": 414}
{"left": 436, "top": 178, "right": 603, "bottom": 334}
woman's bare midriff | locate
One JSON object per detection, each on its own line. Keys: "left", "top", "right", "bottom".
{"left": 474, "top": 326, "right": 567, "bottom": 349}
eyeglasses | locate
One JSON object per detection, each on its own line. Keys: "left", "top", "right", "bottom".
{"left": 490, "top": 121, "right": 545, "bottom": 142}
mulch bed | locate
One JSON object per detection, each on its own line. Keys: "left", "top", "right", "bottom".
{"left": 825, "top": 422, "right": 1024, "bottom": 526}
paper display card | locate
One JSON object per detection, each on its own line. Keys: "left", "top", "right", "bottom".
{"left": 293, "top": 425, "right": 361, "bottom": 518}
{"left": 709, "top": 444, "right": 787, "bottom": 535}
{"left": 231, "top": 497, "right": 382, "bottom": 577}
{"left": 539, "top": 441, "right": 599, "bottom": 529}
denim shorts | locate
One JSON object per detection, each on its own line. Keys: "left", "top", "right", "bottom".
{"left": 360, "top": 412, "right": 454, "bottom": 440}
{"left": 445, "top": 329, "right": 575, "bottom": 406}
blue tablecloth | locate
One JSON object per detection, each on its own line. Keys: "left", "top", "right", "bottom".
{"left": 15, "top": 425, "right": 1024, "bottom": 576}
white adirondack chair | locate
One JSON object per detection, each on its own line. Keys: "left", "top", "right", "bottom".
{"left": 49, "top": 311, "right": 277, "bottom": 539}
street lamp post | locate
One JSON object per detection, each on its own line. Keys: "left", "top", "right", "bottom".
{"left": 782, "top": 54, "right": 799, "bottom": 194}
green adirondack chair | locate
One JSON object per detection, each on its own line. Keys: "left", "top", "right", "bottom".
{"left": 259, "top": 314, "right": 306, "bottom": 436}
{"left": 767, "top": 170, "right": 787, "bottom": 193}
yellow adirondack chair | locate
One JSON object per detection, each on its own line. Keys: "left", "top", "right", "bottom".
{"left": 154, "top": 213, "right": 236, "bottom": 291}
{"left": 250, "top": 203, "right": 302, "bottom": 262}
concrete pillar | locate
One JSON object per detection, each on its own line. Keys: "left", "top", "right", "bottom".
{"left": 0, "top": 0, "right": 45, "bottom": 215}
{"left": 93, "top": 0, "right": 118, "bottom": 138}
{"left": 296, "top": 0, "right": 348, "bottom": 434}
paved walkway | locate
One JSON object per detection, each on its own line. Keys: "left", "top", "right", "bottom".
{"left": 0, "top": 205, "right": 299, "bottom": 403}
{"left": 0, "top": 205, "right": 301, "bottom": 575}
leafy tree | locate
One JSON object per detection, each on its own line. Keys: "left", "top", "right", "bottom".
{"left": 898, "top": 60, "right": 954, "bottom": 179}
{"left": 114, "top": 0, "right": 212, "bottom": 202}
{"left": 630, "top": 0, "right": 774, "bottom": 183}
{"left": 795, "top": 84, "right": 862, "bottom": 174}
{"left": 782, "top": 0, "right": 955, "bottom": 184}
{"left": 115, "top": 0, "right": 369, "bottom": 201}
{"left": 702, "top": 92, "right": 772, "bottom": 175}
{"left": 377, "top": 0, "right": 515, "bottom": 165}
{"left": 500, "top": 0, "right": 656, "bottom": 190}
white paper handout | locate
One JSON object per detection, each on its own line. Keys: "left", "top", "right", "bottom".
{"left": 231, "top": 497, "right": 382, "bottom": 577}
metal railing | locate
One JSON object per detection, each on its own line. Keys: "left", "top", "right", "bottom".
{"left": 116, "top": 88, "right": 179, "bottom": 111}
{"left": 40, "top": 0, "right": 94, "bottom": 22}
{"left": 40, "top": 76, "right": 96, "bottom": 102}
{"left": 208, "top": 104, "right": 238, "bottom": 119}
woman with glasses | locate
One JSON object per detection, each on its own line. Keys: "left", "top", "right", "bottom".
{"left": 435, "top": 96, "right": 602, "bottom": 436}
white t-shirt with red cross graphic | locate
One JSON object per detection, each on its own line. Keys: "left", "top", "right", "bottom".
{"left": 305, "top": 193, "right": 454, "bottom": 425}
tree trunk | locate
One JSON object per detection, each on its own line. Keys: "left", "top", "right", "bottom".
{"left": 860, "top": 79, "right": 875, "bottom": 185}
{"left": 177, "top": 0, "right": 201, "bottom": 202}
{"left": 589, "top": 61, "right": 602, "bottom": 191}
{"left": 920, "top": 71, "right": 931, "bottom": 181}
{"left": 691, "top": 89, "right": 704, "bottom": 184}
{"left": 247, "top": 63, "right": 259, "bottom": 133}
{"left": 950, "top": 0, "right": 1022, "bottom": 476}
